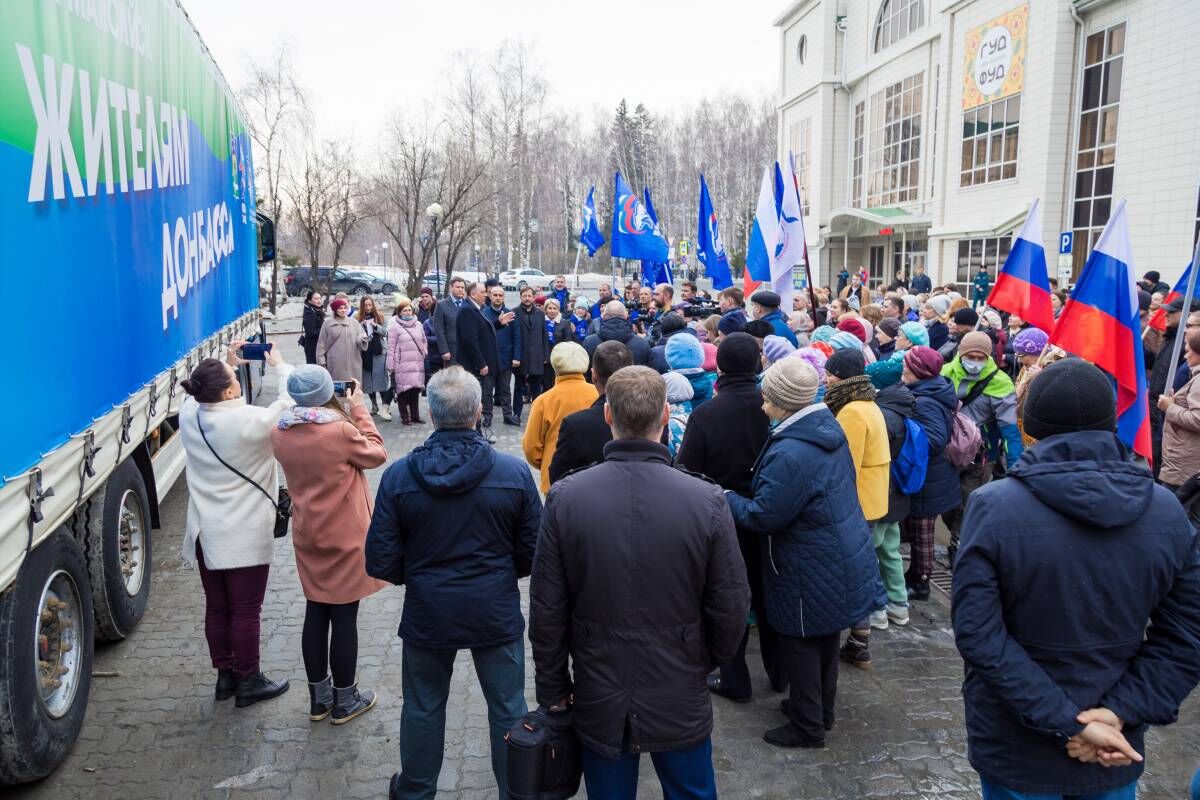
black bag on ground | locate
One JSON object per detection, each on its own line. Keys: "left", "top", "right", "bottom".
{"left": 505, "top": 706, "right": 581, "bottom": 800}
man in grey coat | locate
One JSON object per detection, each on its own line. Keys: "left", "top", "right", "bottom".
{"left": 433, "top": 277, "right": 467, "bottom": 365}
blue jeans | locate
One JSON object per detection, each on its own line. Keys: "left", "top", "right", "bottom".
{"left": 393, "top": 639, "right": 527, "bottom": 799}
{"left": 582, "top": 737, "right": 717, "bottom": 800}
{"left": 980, "top": 777, "right": 1138, "bottom": 800}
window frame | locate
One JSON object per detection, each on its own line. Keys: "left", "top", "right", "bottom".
{"left": 956, "top": 235, "right": 1013, "bottom": 285}
{"left": 866, "top": 72, "right": 924, "bottom": 208}
{"left": 874, "top": 0, "right": 924, "bottom": 53}
{"left": 960, "top": 94, "right": 1021, "bottom": 188}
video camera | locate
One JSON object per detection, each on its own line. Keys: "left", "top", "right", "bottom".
{"left": 682, "top": 299, "right": 721, "bottom": 319}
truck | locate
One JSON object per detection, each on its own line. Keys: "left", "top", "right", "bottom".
{"left": 0, "top": 2, "right": 272, "bottom": 783}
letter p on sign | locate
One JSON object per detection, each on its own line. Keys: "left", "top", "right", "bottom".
{"left": 1059, "top": 232, "right": 1073, "bottom": 254}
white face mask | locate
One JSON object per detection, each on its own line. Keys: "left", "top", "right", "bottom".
{"left": 962, "top": 357, "right": 986, "bottom": 375}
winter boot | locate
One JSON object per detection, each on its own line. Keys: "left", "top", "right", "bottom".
{"left": 370, "top": 398, "right": 379, "bottom": 415}
{"left": 399, "top": 405, "right": 412, "bottom": 426}
{"left": 908, "top": 577, "right": 931, "bottom": 602}
{"left": 235, "top": 672, "right": 290, "bottom": 708}
{"left": 331, "top": 682, "right": 376, "bottom": 725}
{"left": 308, "top": 676, "right": 334, "bottom": 721}
{"left": 839, "top": 630, "right": 872, "bottom": 670}
{"left": 215, "top": 669, "right": 237, "bottom": 701}
{"left": 378, "top": 404, "right": 392, "bottom": 421}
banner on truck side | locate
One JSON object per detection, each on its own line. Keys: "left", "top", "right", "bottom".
{"left": 0, "top": 0, "right": 258, "bottom": 482}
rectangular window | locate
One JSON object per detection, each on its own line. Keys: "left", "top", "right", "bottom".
{"left": 956, "top": 235, "right": 1012, "bottom": 285}
{"left": 867, "top": 72, "right": 924, "bottom": 207}
{"left": 960, "top": 94, "right": 1019, "bottom": 187}
{"left": 788, "top": 118, "right": 813, "bottom": 216}
{"left": 892, "top": 238, "right": 927, "bottom": 277}
{"left": 1071, "top": 23, "right": 1124, "bottom": 279}
{"left": 851, "top": 102, "right": 865, "bottom": 208}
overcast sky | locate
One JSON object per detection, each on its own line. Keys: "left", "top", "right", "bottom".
{"left": 183, "top": 0, "right": 783, "bottom": 144}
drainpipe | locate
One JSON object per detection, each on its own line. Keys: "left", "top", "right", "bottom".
{"left": 836, "top": 15, "right": 849, "bottom": 93}
{"left": 1061, "top": 3, "right": 1085, "bottom": 257}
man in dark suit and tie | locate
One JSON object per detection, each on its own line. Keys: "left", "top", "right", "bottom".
{"left": 433, "top": 276, "right": 468, "bottom": 364}
{"left": 456, "top": 281, "right": 501, "bottom": 441}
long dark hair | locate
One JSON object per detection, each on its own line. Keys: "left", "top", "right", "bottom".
{"left": 180, "top": 358, "right": 231, "bottom": 403}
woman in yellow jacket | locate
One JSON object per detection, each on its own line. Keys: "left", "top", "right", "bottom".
{"left": 522, "top": 341, "right": 598, "bottom": 493}
{"left": 822, "top": 348, "right": 891, "bottom": 670}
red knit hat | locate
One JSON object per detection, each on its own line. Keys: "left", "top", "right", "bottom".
{"left": 837, "top": 317, "right": 869, "bottom": 343}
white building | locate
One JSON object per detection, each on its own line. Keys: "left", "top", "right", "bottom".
{"left": 775, "top": 0, "right": 1200, "bottom": 292}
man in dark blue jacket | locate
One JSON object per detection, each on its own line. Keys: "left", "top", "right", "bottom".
{"left": 482, "top": 283, "right": 521, "bottom": 426}
{"left": 953, "top": 360, "right": 1200, "bottom": 800}
{"left": 749, "top": 290, "right": 799, "bottom": 348}
{"left": 365, "top": 366, "right": 542, "bottom": 800}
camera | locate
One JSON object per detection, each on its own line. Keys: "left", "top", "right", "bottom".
{"left": 682, "top": 299, "right": 721, "bottom": 319}
{"left": 333, "top": 379, "right": 357, "bottom": 397}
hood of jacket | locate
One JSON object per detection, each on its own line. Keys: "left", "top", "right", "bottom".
{"left": 277, "top": 406, "right": 346, "bottom": 429}
{"left": 1007, "top": 430, "right": 1152, "bottom": 528}
{"left": 773, "top": 405, "right": 845, "bottom": 453}
{"left": 406, "top": 429, "right": 496, "bottom": 496}
{"left": 907, "top": 375, "right": 957, "bottom": 412}
{"left": 598, "top": 316, "right": 635, "bottom": 343}
{"left": 875, "top": 382, "right": 916, "bottom": 418}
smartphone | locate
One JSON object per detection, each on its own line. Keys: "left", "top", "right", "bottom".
{"left": 333, "top": 379, "right": 357, "bottom": 397}
{"left": 241, "top": 342, "right": 273, "bottom": 360}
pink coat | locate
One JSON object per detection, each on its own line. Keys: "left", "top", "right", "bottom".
{"left": 387, "top": 316, "right": 427, "bottom": 393}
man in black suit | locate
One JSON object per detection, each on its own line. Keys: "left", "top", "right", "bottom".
{"left": 455, "top": 281, "right": 500, "bottom": 441}
{"left": 433, "top": 277, "right": 467, "bottom": 364}
{"left": 547, "top": 340, "right": 633, "bottom": 484}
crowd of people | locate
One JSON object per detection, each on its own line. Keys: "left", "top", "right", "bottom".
{"left": 176, "top": 266, "right": 1200, "bottom": 800}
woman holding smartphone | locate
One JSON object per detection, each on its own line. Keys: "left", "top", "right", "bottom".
{"left": 355, "top": 296, "right": 392, "bottom": 420}
{"left": 271, "top": 365, "right": 388, "bottom": 724}
{"left": 178, "top": 341, "right": 293, "bottom": 708}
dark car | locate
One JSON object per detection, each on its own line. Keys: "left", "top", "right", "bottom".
{"left": 283, "top": 267, "right": 395, "bottom": 297}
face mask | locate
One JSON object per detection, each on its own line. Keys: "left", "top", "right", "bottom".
{"left": 400, "top": 312, "right": 414, "bottom": 320}
{"left": 962, "top": 358, "right": 986, "bottom": 375}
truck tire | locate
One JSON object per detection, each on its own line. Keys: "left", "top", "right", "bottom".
{"left": 0, "top": 529, "right": 95, "bottom": 785}
{"left": 83, "top": 459, "right": 151, "bottom": 641}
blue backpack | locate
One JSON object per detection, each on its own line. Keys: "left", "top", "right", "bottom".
{"left": 891, "top": 417, "right": 929, "bottom": 495}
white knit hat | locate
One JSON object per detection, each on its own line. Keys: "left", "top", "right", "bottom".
{"left": 761, "top": 358, "right": 819, "bottom": 412}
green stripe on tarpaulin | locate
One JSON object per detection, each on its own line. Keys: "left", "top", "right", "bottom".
{"left": 864, "top": 207, "right": 913, "bottom": 217}
{"left": 0, "top": 0, "right": 245, "bottom": 163}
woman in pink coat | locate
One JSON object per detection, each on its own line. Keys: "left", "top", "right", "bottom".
{"left": 271, "top": 365, "right": 388, "bottom": 726}
{"left": 386, "top": 296, "right": 428, "bottom": 425}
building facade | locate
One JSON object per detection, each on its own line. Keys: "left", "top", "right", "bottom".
{"left": 775, "top": 0, "right": 1200, "bottom": 292}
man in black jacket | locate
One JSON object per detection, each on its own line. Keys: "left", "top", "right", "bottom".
{"left": 301, "top": 290, "right": 325, "bottom": 364}
{"left": 432, "top": 277, "right": 467, "bottom": 365}
{"left": 583, "top": 301, "right": 651, "bottom": 367}
{"left": 530, "top": 366, "right": 749, "bottom": 799}
{"left": 455, "top": 282, "right": 500, "bottom": 441}
{"left": 547, "top": 340, "right": 633, "bottom": 484}
{"left": 513, "top": 286, "right": 550, "bottom": 420}
{"left": 676, "top": 332, "right": 777, "bottom": 702}
{"left": 365, "top": 367, "right": 542, "bottom": 800}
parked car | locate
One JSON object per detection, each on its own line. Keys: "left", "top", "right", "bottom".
{"left": 283, "top": 267, "right": 393, "bottom": 297}
{"left": 499, "top": 268, "right": 548, "bottom": 292}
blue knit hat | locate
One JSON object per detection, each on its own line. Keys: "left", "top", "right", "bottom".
{"left": 899, "top": 321, "right": 929, "bottom": 348}
{"left": 287, "top": 364, "right": 334, "bottom": 407}
{"left": 666, "top": 332, "right": 705, "bottom": 370}
{"left": 830, "top": 331, "right": 864, "bottom": 351}
{"left": 717, "top": 308, "right": 747, "bottom": 336}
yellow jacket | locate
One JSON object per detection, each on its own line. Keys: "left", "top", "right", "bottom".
{"left": 835, "top": 400, "right": 891, "bottom": 522}
{"left": 522, "top": 374, "right": 599, "bottom": 492}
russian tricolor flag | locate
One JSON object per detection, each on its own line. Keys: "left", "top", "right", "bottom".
{"left": 1147, "top": 260, "right": 1198, "bottom": 332}
{"left": 744, "top": 166, "right": 779, "bottom": 295}
{"left": 987, "top": 198, "right": 1055, "bottom": 333}
{"left": 1049, "top": 199, "right": 1151, "bottom": 461}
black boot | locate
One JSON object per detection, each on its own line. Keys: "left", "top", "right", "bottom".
{"left": 839, "top": 630, "right": 872, "bottom": 670}
{"left": 331, "top": 682, "right": 376, "bottom": 725}
{"left": 215, "top": 669, "right": 237, "bottom": 701}
{"left": 763, "top": 723, "right": 825, "bottom": 749}
{"left": 908, "top": 578, "right": 931, "bottom": 602}
{"left": 308, "top": 676, "right": 333, "bottom": 721}
{"left": 235, "top": 672, "right": 290, "bottom": 708}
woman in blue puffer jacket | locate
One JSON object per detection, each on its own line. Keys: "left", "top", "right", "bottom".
{"left": 727, "top": 357, "right": 885, "bottom": 751}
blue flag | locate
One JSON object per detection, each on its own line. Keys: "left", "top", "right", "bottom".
{"left": 580, "top": 186, "right": 605, "bottom": 256}
{"left": 610, "top": 172, "right": 669, "bottom": 262}
{"left": 639, "top": 186, "right": 672, "bottom": 287}
{"left": 697, "top": 174, "right": 732, "bottom": 290}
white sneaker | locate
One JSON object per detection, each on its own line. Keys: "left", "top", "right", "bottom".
{"left": 886, "top": 603, "right": 910, "bottom": 626}
{"left": 378, "top": 407, "right": 392, "bottom": 421}
{"left": 869, "top": 609, "right": 889, "bottom": 630}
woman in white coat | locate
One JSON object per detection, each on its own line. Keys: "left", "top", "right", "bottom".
{"left": 178, "top": 341, "right": 293, "bottom": 708}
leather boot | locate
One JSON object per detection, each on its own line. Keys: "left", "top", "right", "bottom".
{"left": 235, "top": 672, "right": 290, "bottom": 708}
{"left": 308, "top": 676, "right": 334, "bottom": 721}
{"left": 331, "top": 682, "right": 376, "bottom": 725}
{"left": 839, "top": 630, "right": 872, "bottom": 670}
{"left": 399, "top": 405, "right": 411, "bottom": 426}
{"left": 215, "top": 669, "right": 237, "bottom": 701}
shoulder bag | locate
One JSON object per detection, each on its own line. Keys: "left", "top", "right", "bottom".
{"left": 196, "top": 413, "right": 291, "bottom": 538}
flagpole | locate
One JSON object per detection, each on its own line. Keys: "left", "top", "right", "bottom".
{"left": 573, "top": 244, "right": 582, "bottom": 290}
{"left": 1165, "top": 235, "right": 1200, "bottom": 381}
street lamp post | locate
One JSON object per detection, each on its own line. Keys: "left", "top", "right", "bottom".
{"left": 426, "top": 202, "right": 445, "bottom": 295}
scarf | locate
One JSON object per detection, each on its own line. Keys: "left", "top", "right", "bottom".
{"left": 824, "top": 374, "right": 876, "bottom": 416}
{"left": 277, "top": 406, "right": 347, "bottom": 430}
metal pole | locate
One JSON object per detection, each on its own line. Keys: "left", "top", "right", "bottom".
{"left": 1165, "top": 236, "right": 1200, "bottom": 387}
{"left": 573, "top": 244, "right": 583, "bottom": 289}
{"left": 432, "top": 219, "right": 442, "bottom": 297}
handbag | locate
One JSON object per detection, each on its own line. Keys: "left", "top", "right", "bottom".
{"left": 196, "top": 413, "right": 292, "bottom": 538}
{"left": 505, "top": 706, "right": 581, "bottom": 800}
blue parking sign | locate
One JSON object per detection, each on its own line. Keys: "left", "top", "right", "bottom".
{"left": 1059, "top": 232, "right": 1073, "bottom": 254}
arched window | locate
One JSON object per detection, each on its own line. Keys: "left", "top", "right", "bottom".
{"left": 874, "top": 0, "right": 923, "bottom": 52}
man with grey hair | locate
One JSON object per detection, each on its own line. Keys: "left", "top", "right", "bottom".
{"left": 530, "top": 365, "right": 750, "bottom": 797}
{"left": 365, "top": 366, "right": 542, "bottom": 799}
{"left": 582, "top": 300, "right": 652, "bottom": 367}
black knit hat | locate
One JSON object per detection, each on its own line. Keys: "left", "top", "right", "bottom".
{"left": 826, "top": 348, "right": 866, "bottom": 379}
{"left": 742, "top": 320, "right": 774, "bottom": 339}
{"left": 953, "top": 308, "right": 979, "bottom": 326}
{"left": 716, "top": 332, "right": 761, "bottom": 375}
{"left": 659, "top": 312, "right": 687, "bottom": 334}
{"left": 1023, "top": 359, "right": 1116, "bottom": 441}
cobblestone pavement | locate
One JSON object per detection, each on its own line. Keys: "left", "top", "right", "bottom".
{"left": 12, "top": 337, "right": 1200, "bottom": 799}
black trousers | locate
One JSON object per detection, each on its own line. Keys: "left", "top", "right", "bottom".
{"left": 778, "top": 631, "right": 841, "bottom": 743}
{"left": 512, "top": 373, "right": 544, "bottom": 418}
{"left": 719, "top": 531, "right": 783, "bottom": 697}
{"left": 303, "top": 340, "right": 318, "bottom": 365}
{"left": 397, "top": 388, "right": 422, "bottom": 421}
{"left": 301, "top": 599, "right": 360, "bottom": 688}
{"left": 492, "top": 367, "right": 513, "bottom": 419}
{"left": 478, "top": 371, "right": 497, "bottom": 427}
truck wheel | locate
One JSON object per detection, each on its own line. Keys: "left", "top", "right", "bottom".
{"left": 83, "top": 460, "right": 151, "bottom": 641}
{"left": 0, "top": 529, "right": 94, "bottom": 784}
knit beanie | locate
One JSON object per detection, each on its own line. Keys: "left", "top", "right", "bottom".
{"left": 838, "top": 317, "right": 869, "bottom": 343}
{"left": 666, "top": 333, "right": 704, "bottom": 370}
{"left": 899, "top": 320, "right": 929, "bottom": 347}
{"left": 763, "top": 335, "right": 797, "bottom": 365}
{"left": 830, "top": 331, "right": 864, "bottom": 351}
{"left": 904, "top": 346, "right": 944, "bottom": 380}
{"left": 866, "top": 354, "right": 904, "bottom": 389}
{"left": 877, "top": 318, "right": 901, "bottom": 339}
{"left": 1023, "top": 360, "right": 1116, "bottom": 441}
{"left": 701, "top": 342, "right": 718, "bottom": 372}
{"left": 903, "top": 294, "right": 919, "bottom": 311}
{"left": 287, "top": 364, "right": 334, "bottom": 407}
{"left": 826, "top": 348, "right": 866, "bottom": 379}
{"left": 980, "top": 309, "right": 1003, "bottom": 330}
{"left": 811, "top": 340, "right": 834, "bottom": 358}
{"left": 660, "top": 312, "right": 687, "bottom": 335}
{"left": 789, "top": 346, "right": 827, "bottom": 384}
{"left": 811, "top": 325, "right": 836, "bottom": 343}
{"left": 761, "top": 358, "right": 819, "bottom": 413}
{"left": 550, "top": 341, "right": 589, "bottom": 375}
{"left": 1012, "top": 327, "right": 1049, "bottom": 356}
{"left": 926, "top": 295, "right": 951, "bottom": 317}
{"left": 958, "top": 331, "right": 993, "bottom": 358}
{"left": 717, "top": 308, "right": 747, "bottom": 336}
{"left": 330, "top": 298, "right": 348, "bottom": 313}
{"left": 716, "top": 332, "right": 761, "bottom": 375}
{"left": 953, "top": 308, "right": 980, "bottom": 327}
{"left": 663, "top": 371, "right": 695, "bottom": 404}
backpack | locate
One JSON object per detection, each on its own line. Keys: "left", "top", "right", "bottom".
{"left": 944, "top": 369, "right": 996, "bottom": 469}
{"left": 891, "top": 417, "right": 929, "bottom": 495}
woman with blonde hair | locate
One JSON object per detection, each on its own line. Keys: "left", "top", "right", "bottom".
{"left": 387, "top": 296, "right": 428, "bottom": 426}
